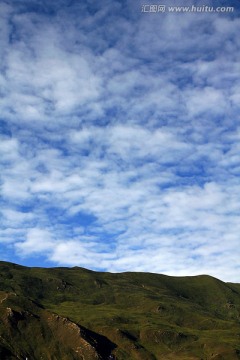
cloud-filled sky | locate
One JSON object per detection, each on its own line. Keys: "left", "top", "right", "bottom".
{"left": 1, "top": 0, "right": 240, "bottom": 281}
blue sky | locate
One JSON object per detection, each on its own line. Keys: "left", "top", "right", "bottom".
{"left": 1, "top": 0, "right": 240, "bottom": 281}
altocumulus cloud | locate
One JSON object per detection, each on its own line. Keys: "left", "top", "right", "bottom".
{"left": 0, "top": 0, "right": 240, "bottom": 281}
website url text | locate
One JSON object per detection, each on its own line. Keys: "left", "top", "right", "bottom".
{"left": 141, "top": 4, "right": 234, "bottom": 13}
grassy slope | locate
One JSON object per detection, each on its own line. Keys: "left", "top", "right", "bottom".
{"left": 0, "top": 261, "right": 239, "bottom": 359}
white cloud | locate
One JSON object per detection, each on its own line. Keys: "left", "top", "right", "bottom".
{"left": 15, "top": 228, "right": 55, "bottom": 255}
{"left": 185, "top": 87, "right": 228, "bottom": 117}
{"left": 2, "top": 209, "right": 34, "bottom": 226}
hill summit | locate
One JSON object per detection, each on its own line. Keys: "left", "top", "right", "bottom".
{"left": 0, "top": 261, "right": 239, "bottom": 359}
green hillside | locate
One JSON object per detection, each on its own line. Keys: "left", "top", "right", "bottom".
{"left": 0, "top": 261, "right": 239, "bottom": 359}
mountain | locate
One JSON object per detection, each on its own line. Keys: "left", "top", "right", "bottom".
{"left": 0, "top": 261, "right": 239, "bottom": 359}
